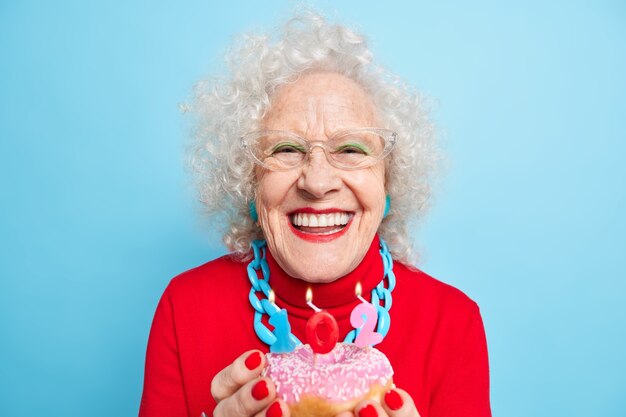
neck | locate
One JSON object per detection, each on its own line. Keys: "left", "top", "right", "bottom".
{"left": 265, "top": 235, "right": 383, "bottom": 314}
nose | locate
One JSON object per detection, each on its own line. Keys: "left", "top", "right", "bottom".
{"left": 297, "top": 147, "right": 342, "bottom": 199}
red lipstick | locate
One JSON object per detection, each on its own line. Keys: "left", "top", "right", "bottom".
{"left": 288, "top": 207, "right": 347, "bottom": 215}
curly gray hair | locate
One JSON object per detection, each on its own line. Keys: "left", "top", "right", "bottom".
{"left": 188, "top": 11, "right": 439, "bottom": 265}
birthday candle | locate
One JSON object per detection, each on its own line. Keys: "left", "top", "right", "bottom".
{"left": 350, "top": 283, "right": 383, "bottom": 347}
{"left": 268, "top": 290, "right": 297, "bottom": 353}
{"left": 305, "top": 288, "right": 339, "bottom": 354}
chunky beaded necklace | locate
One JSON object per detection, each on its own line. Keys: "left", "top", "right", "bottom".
{"left": 247, "top": 239, "right": 396, "bottom": 352}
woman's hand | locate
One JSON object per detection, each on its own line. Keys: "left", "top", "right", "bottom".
{"left": 337, "top": 388, "right": 420, "bottom": 417}
{"left": 211, "top": 350, "right": 289, "bottom": 417}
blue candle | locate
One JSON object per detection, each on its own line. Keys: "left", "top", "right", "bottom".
{"left": 268, "top": 291, "right": 298, "bottom": 353}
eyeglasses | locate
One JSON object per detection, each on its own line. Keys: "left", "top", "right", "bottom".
{"left": 240, "top": 128, "right": 397, "bottom": 171}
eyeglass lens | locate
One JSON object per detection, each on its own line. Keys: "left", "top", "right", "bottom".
{"left": 252, "top": 131, "right": 388, "bottom": 170}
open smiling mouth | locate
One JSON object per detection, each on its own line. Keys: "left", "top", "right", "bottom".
{"left": 289, "top": 212, "right": 354, "bottom": 236}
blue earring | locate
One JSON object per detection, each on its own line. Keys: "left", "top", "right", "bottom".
{"left": 383, "top": 194, "right": 391, "bottom": 218}
{"left": 249, "top": 200, "right": 258, "bottom": 222}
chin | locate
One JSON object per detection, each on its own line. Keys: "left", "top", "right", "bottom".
{"left": 266, "top": 215, "right": 373, "bottom": 282}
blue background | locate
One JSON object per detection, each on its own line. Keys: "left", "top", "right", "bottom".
{"left": 1, "top": 1, "right": 624, "bottom": 416}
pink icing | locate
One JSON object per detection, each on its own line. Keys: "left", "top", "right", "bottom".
{"left": 263, "top": 343, "right": 394, "bottom": 404}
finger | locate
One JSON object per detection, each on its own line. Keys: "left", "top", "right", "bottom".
{"left": 381, "top": 388, "right": 420, "bottom": 417}
{"left": 335, "top": 411, "right": 354, "bottom": 417}
{"left": 212, "top": 350, "right": 265, "bottom": 402}
{"left": 254, "top": 399, "right": 290, "bottom": 417}
{"left": 214, "top": 377, "right": 276, "bottom": 417}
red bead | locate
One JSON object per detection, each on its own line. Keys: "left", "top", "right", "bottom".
{"left": 306, "top": 310, "right": 339, "bottom": 354}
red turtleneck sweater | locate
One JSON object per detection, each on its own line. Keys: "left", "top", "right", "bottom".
{"left": 139, "top": 237, "right": 491, "bottom": 417}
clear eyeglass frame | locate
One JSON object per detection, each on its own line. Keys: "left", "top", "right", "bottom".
{"left": 239, "top": 127, "right": 397, "bottom": 171}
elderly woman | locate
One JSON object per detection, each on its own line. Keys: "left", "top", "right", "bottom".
{"left": 139, "top": 12, "right": 490, "bottom": 417}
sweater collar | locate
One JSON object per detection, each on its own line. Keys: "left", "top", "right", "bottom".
{"left": 265, "top": 235, "right": 383, "bottom": 318}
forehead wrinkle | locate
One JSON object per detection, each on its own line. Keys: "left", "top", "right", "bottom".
{"left": 263, "top": 73, "right": 378, "bottom": 136}
{"left": 309, "top": 100, "right": 374, "bottom": 138}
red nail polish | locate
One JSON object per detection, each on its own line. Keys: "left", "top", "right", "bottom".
{"left": 384, "top": 389, "right": 404, "bottom": 411}
{"left": 252, "top": 380, "right": 269, "bottom": 400}
{"left": 267, "top": 401, "right": 282, "bottom": 417}
{"left": 245, "top": 351, "right": 262, "bottom": 370}
{"left": 358, "top": 404, "right": 378, "bottom": 417}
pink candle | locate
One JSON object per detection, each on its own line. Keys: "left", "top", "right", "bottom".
{"left": 350, "top": 283, "right": 383, "bottom": 347}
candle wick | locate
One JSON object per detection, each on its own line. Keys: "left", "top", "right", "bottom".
{"left": 306, "top": 300, "right": 322, "bottom": 313}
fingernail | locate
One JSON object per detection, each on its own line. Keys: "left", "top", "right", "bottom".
{"left": 358, "top": 404, "right": 378, "bottom": 417}
{"left": 384, "top": 389, "right": 404, "bottom": 410}
{"left": 267, "top": 401, "right": 282, "bottom": 417}
{"left": 245, "top": 351, "right": 262, "bottom": 370}
{"left": 252, "top": 380, "right": 269, "bottom": 400}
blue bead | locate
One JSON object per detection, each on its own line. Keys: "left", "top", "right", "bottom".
{"left": 247, "top": 264, "right": 261, "bottom": 291}
{"left": 371, "top": 291, "right": 380, "bottom": 306}
{"left": 258, "top": 279, "right": 271, "bottom": 297}
{"left": 260, "top": 298, "right": 279, "bottom": 314}
{"left": 387, "top": 270, "right": 396, "bottom": 291}
{"left": 260, "top": 259, "right": 270, "bottom": 281}
{"left": 381, "top": 252, "right": 391, "bottom": 271}
{"left": 380, "top": 288, "right": 392, "bottom": 309}
{"left": 376, "top": 306, "right": 391, "bottom": 337}
{"left": 248, "top": 289, "right": 263, "bottom": 312}
{"left": 251, "top": 241, "right": 264, "bottom": 267}
{"left": 254, "top": 312, "right": 277, "bottom": 345}
{"left": 375, "top": 282, "right": 385, "bottom": 299}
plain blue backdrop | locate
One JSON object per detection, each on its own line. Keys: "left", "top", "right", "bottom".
{"left": 1, "top": 1, "right": 625, "bottom": 416}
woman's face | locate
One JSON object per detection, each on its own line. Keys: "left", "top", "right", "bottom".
{"left": 255, "top": 72, "right": 386, "bottom": 283}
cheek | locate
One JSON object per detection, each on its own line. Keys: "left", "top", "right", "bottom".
{"left": 255, "top": 172, "right": 297, "bottom": 215}
{"left": 352, "top": 168, "right": 386, "bottom": 211}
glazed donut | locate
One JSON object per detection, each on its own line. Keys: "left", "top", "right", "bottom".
{"left": 263, "top": 343, "right": 394, "bottom": 417}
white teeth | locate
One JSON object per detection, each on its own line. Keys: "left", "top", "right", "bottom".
{"left": 290, "top": 212, "right": 351, "bottom": 227}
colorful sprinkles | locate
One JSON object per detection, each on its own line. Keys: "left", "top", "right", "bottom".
{"left": 263, "top": 343, "right": 394, "bottom": 404}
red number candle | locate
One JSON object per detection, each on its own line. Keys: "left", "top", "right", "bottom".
{"left": 305, "top": 288, "right": 339, "bottom": 354}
